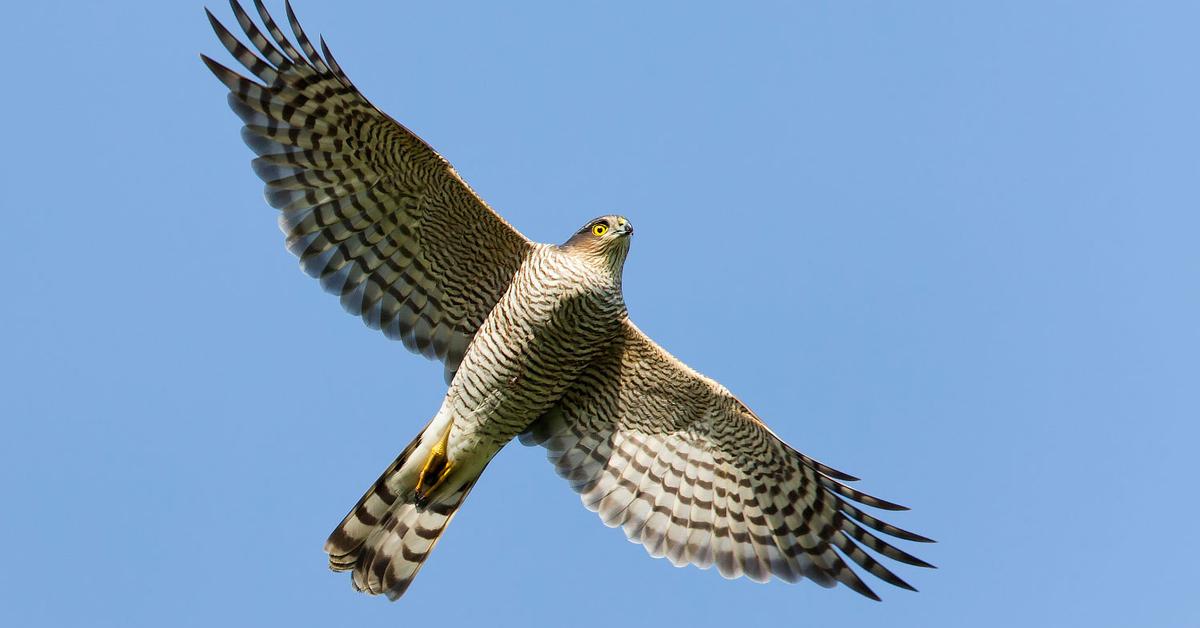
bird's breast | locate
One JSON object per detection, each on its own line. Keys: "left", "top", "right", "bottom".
{"left": 444, "top": 249, "right": 625, "bottom": 451}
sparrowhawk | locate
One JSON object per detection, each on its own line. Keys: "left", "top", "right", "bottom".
{"left": 203, "top": 0, "right": 934, "bottom": 601}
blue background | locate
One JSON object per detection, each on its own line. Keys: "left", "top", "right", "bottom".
{"left": 4, "top": 1, "right": 1197, "bottom": 626}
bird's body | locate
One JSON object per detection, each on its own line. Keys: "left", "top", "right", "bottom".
{"left": 445, "top": 241, "right": 628, "bottom": 457}
{"left": 328, "top": 233, "right": 633, "bottom": 595}
{"left": 204, "top": 0, "right": 933, "bottom": 602}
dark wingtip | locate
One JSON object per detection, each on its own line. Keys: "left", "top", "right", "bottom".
{"left": 199, "top": 54, "right": 243, "bottom": 91}
{"left": 841, "top": 571, "right": 883, "bottom": 602}
{"left": 823, "top": 469, "right": 860, "bottom": 482}
{"left": 906, "top": 556, "right": 937, "bottom": 570}
{"left": 199, "top": 53, "right": 221, "bottom": 73}
{"left": 204, "top": 7, "right": 224, "bottom": 35}
{"left": 869, "top": 497, "right": 910, "bottom": 512}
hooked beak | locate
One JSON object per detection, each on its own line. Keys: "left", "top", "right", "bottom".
{"left": 618, "top": 220, "right": 634, "bottom": 236}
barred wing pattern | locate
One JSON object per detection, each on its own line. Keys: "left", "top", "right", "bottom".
{"left": 203, "top": 1, "right": 532, "bottom": 381}
{"left": 522, "top": 321, "right": 934, "bottom": 600}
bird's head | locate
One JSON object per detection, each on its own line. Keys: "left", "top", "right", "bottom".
{"left": 561, "top": 215, "right": 634, "bottom": 273}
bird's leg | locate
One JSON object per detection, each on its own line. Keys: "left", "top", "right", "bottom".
{"left": 414, "top": 421, "right": 455, "bottom": 507}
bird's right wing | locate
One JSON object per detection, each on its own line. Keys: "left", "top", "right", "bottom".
{"left": 522, "top": 320, "right": 934, "bottom": 600}
{"left": 203, "top": 1, "right": 532, "bottom": 381}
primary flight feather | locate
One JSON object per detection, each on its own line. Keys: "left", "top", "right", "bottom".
{"left": 203, "top": 0, "right": 934, "bottom": 601}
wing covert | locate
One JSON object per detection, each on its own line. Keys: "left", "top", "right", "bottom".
{"left": 203, "top": 1, "right": 532, "bottom": 381}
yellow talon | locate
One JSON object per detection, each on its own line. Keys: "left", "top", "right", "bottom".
{"left": 415, "top": 423, "right": 455, "bottom": 506}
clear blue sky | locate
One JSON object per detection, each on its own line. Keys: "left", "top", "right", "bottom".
{"left": 3, "top": 1, "right": 1197, "bottom": 626}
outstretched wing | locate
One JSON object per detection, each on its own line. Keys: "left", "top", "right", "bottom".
{"left": 521, "top": 320, "right": 934, "bottom": 600}
{"left": 203, "top": 1, "right": 532, "bottom": 381}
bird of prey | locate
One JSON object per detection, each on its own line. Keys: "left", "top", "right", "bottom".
{"left": 202, "top": 0, "right": 934, "bottom": 602}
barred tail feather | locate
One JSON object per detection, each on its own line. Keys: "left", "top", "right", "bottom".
{"left": 324, "top": 433, "right": 479, "bottom": 600}
{"left": 354, "top": 484, "right": 476, "bottom": 600}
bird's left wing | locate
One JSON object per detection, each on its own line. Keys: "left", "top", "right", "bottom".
{"left": 521, "top": 320, "right": 934, "bottom": 600}
{"left": 202, "top": 1, "right": 533, "bottom": 382}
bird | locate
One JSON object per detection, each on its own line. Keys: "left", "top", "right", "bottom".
{"left": 202, "top": 0, "right": 934, "bottom": 602}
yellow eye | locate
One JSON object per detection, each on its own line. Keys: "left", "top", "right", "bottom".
{"left": 592, "top": 223, "right": 609, "bottom": 237}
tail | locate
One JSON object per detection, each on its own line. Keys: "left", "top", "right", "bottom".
{"left": 324, "top": 433, "right": 480, "bottom": 600}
